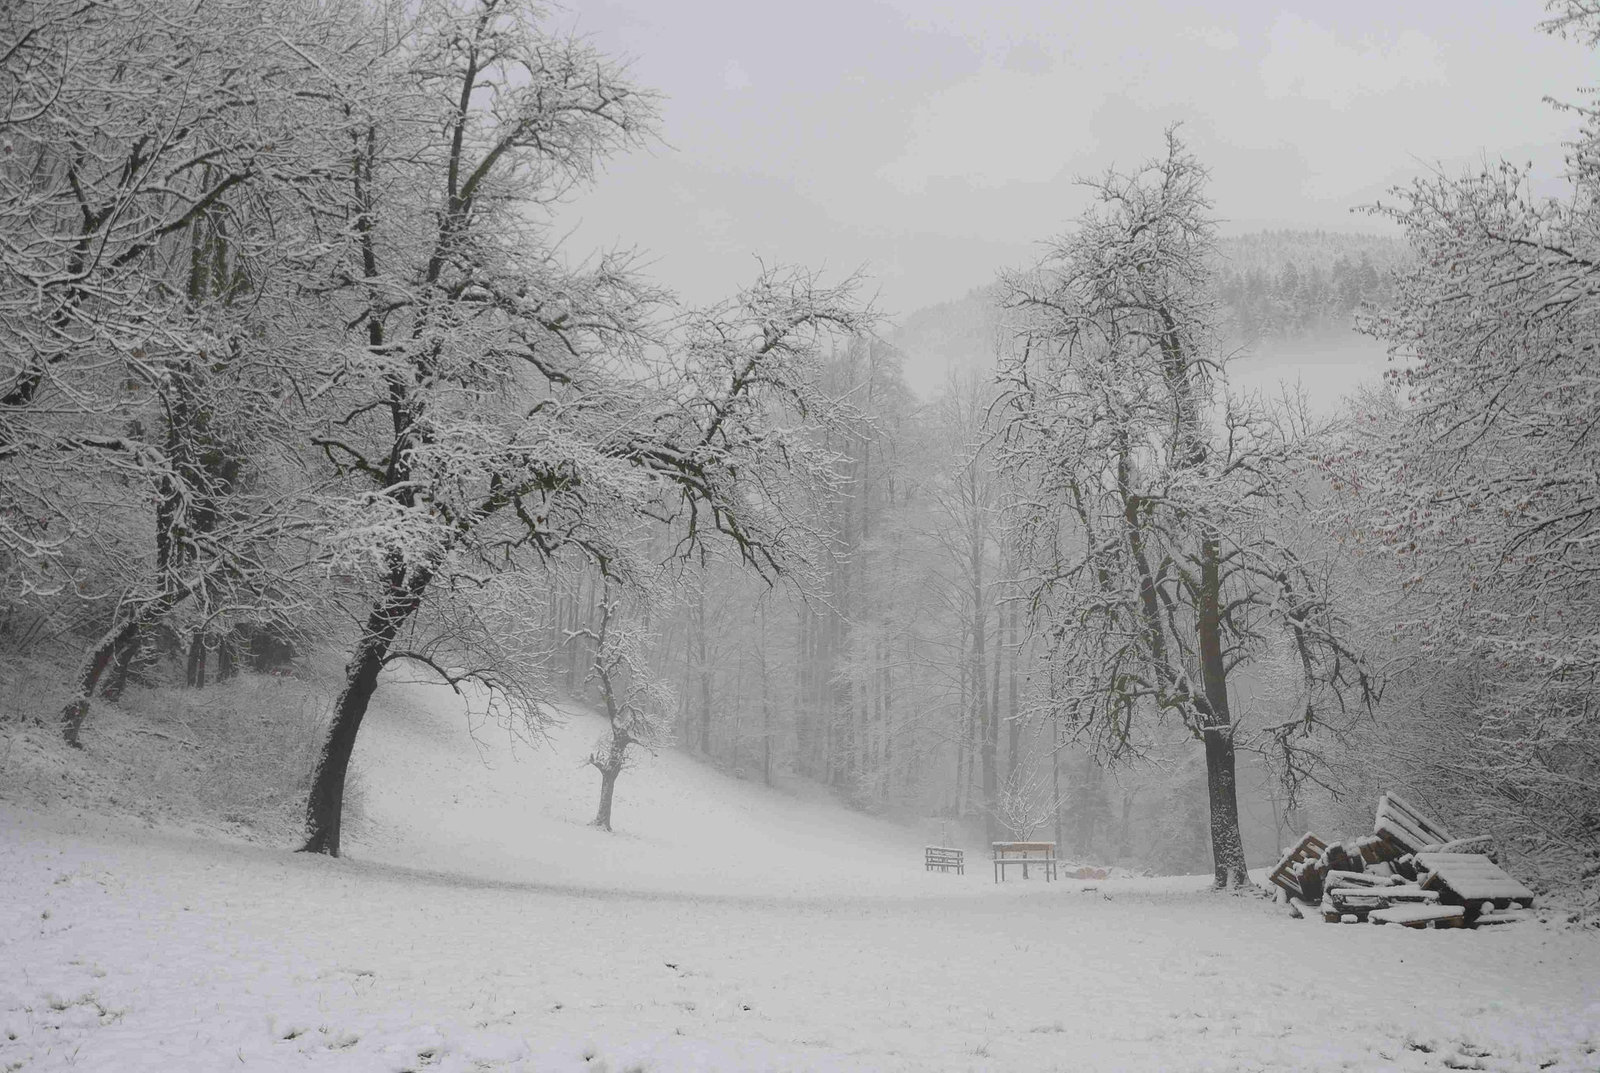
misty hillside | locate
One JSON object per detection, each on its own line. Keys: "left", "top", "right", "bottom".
{"left": 7, "top": 2, "right": 1600, "bottom": 1069}
{"left": 891, "top": 229, "right": 1407, "bottom": 396}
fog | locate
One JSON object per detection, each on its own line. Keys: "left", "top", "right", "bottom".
{"left": 6, "top": 2, "right": 1597, "bottom": 1067}
{"left": 556, "top": 2, "right": 1588, "bottom": 333}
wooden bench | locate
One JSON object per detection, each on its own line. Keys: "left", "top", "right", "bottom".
{"left": 992, "top": 841, "right": 1058, "bottom": 883}
{"left": 925, "top": 846, "right": 964, "bottom": 874}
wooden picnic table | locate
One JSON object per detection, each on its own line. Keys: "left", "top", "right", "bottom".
{"left": 1415, "top": 852, "right": 1535, "bottom": 913}
{"left": 992, "top": 841, "right": 1058, "bottom": 883}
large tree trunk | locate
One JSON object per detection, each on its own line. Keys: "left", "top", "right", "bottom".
{"left": 99, "top": 630, "right": 142, "bottom": 701}
{"left": 60, "top": 620, "right": 142, "bottom": 746}
{"left": 1197, "top": 532, "right": 1249, "bottom": 888}
{"left": 593, "top": 763, "right": 621, "bottom": 831}
{"left": 1051, "top": 720, "right": 1064, "bottom": 851}
{"left": 61, "top": 590, "right": 183, "bottom": 745}
{"left": 969, "top": 474, "right": 996, "bottom": 838}
{"left": 694, "top": 582, "right": 712, "bottom": 755}
{"left": 185, "top": 632, "right": 207, "bottom": 688}
{"left": 758, "top": 605, "right": 773, "bottom": 787}
{"left": 1005, "top": 592, "right": 1020, "bottom": 782}
{"left": 300, "top": 563, "right": 430, "bottom": 857}
{"left": 215, "top": 635, "right": 236, "bottom": 683}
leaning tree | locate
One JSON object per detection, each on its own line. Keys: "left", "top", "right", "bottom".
{"left": 997, "top": 130, "right": 1372, "bottom": 887}
{"left": 295, "top": 0, "right": 868, "bottom": 856}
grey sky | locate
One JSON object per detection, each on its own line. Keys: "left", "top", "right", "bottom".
{"left": 555, "top": 1, "right": 1590, "bottom": 328}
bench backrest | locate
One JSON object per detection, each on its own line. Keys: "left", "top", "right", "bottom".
{"left": 992, "top": 842, "right": 1056, "bottom": 860}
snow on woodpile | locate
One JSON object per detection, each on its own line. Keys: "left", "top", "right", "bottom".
{"left": 1268, "top": 791, "right": 1540, "bottom": 930}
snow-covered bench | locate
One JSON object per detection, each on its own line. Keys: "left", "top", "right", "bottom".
{"left": 925, "top": 846, "right": 964, "bottom": 874}
{"left": 992, "top": 842, "right": 1058, "bottom": 883}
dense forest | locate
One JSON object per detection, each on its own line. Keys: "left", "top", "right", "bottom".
{"left": 1, "top": 0, "right": 1594, "bottom": 910}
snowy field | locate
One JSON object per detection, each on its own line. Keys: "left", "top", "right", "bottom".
{"left": 3, "top": 680, "right": 1598, "bottom": 1071}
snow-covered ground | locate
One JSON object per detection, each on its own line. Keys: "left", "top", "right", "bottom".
{"left": 3, "top": 678, "right": 1598, "bottom": 1071}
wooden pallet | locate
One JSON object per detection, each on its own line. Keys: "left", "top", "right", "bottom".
{"left": 1374, "top": 792, "right": 1454, "bottom": 855}
{"left": 1268, "top": 832, "right": 1328, "bottom": 900}
{"left": 1369, "top": 904, "right": 1466, "bottom": 929}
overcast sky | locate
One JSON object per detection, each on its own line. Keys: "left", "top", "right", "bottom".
{"left": 551, "top": 1, "right": 1591, "bottom": 325}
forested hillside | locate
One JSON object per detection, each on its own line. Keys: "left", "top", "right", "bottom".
{"left": 892, "top": 229, "right": 1406, "bottom": 395}
{"left": 1, "top": 0, "right": 1594, "bottom": 909}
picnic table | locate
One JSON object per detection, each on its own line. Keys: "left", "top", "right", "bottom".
{"left": 992, "top": 841, "right": 1058, "bottom": 883}
{"left": 1415, "top": 852, "right": 1535, "bottom": 913}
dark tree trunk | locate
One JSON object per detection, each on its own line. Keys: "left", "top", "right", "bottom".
{"left": 61, "top": 591, "right": 182, "bottom": 745}
{"left": 694, "top": 584, "right": 712, "bottom": 755}
{"left": 1197, "top": 532, "right": 1249, "bottom": 888}
{"left": 759, "top": 606, "right": 773, "bottom": 787}
{"left": 99, "top": 630, "right": 141, "bottom": 701}
{"left": 300, "top": 563, "right": 430, "bottom": 857}
{"left": 955, "top": 653, "right": 969, "bottom": 816}
{"left": 61, "top": 620, "right": 141, "bottom": 746}
{"left": 185, "top": 632, "right": 207, "bottom": 689}
{"left": 1005, "top": 592, "right": 1020, "bottom": 782}
{"left": 215, "top": 636, "right": 236, "bottom": 682}
{"left": 1119, "top": 791, "right": 1136, "bottom": 857}
{"left": 1202, "top": 727, "right": 1247, "bottom": 886}
{"left": 1051, "top": 721, "right": 1064, "bottom": 851}
{"left": 593, "top": 763, "right": 621, "bottom": 831}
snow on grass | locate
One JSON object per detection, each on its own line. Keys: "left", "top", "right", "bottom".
{"left": 348, "top": 677, "right": 984, "bottom": 898}
{"left": 3, "top": 673, "right": 1598, "bottom": 1071}
{"left": 0, "top": 670, "right": 359, "bottom": 845}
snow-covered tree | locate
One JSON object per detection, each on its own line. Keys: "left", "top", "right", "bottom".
{"left": 1330, "top": 0, "right": 1600, "bottom": 897}
{"left": 578, "top": 579, "right": 673, "bottom": 831}
{"left": 293, "top": 0, "right": 869, "bottom": 855}
{"left": 997, "top": 130, "right": 1371, "bottom": 887}
{"left": 0, "top": 0, "right": 366, "bottom": 741}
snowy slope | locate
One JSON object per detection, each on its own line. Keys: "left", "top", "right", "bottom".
{"left": 3, "top": 673, "right": 1600, "bottom": 1072}
{"left": 347, "top": 676, "right": 960, "bottom": 898}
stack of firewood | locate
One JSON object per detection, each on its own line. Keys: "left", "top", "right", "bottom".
{"left": 1267, "top": 792, "right": 1535, "bottom": 929}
